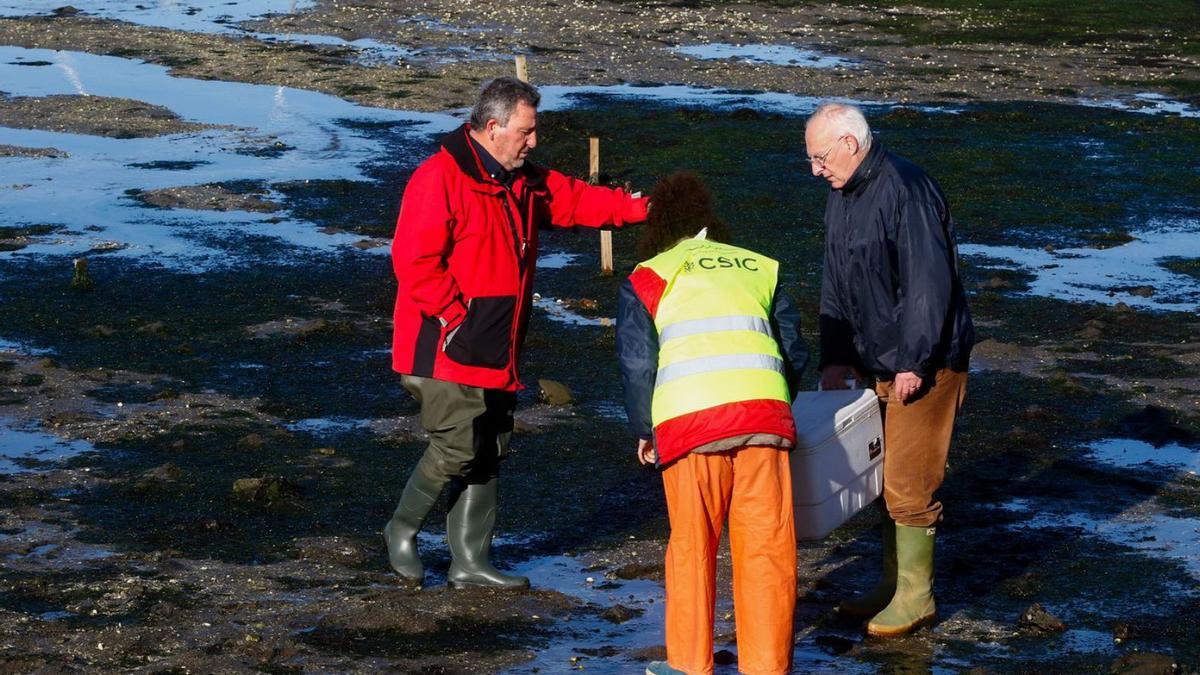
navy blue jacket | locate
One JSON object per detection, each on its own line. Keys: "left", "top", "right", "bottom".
{"left": 819, "top": 141, "right": 974, "bottom": 380}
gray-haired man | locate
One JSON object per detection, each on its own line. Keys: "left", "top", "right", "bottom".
{"left": 385, "top": 77, "right": 648, "bottom": 588}
{"left": 804, "top": 102, "right": 974, "bottom": 636}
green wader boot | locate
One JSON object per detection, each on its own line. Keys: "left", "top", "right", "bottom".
{"left": 382, "top": 467, "right": 445, "bottom": 584}
{"left": 839, "top": 515, "right": 897, "bottom": 619}
{"left": 867, "top": 524, "right": 936, "bottom": 637}
{"left": 446, "top": 476, "right": 529, "bottom": 590}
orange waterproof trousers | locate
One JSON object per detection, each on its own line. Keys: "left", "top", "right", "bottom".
{"left": 661, "top": 445, "right": 796, "bottom": 675}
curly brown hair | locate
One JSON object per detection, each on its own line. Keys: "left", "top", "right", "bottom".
{"left": 637, "top": 172, "right": 732, "bottom": 261}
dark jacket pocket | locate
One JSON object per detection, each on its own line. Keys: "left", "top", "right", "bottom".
{"left": 444, "top": 295, "right": 516, "bottom": 369}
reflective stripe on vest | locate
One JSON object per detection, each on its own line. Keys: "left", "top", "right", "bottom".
{"left": 658, "top": 315, "right": 773, "bottom": 344}
{"left": 656, "top": 353, "right": 785, "bottom": 388}
{"left": 638, "top": 238, "right": 789, "bottom": 426}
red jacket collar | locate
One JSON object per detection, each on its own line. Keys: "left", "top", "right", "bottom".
{"left": 440, "top": 124, "right": 547, "bottom": 194}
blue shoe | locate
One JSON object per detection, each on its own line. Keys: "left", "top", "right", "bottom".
{"left": 645, "top": 662, "right": 686, "bottom": 675}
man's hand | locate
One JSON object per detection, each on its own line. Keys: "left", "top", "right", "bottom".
{"left": 820, "top": 364, "right": 862, "bottom": 390}
{"left": 894, "top": 371, "right": 923, "bottom": 403}
{"left": 636, "top": 438, "right": 656, "bottom": 466}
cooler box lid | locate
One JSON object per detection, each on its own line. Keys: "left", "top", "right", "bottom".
{"left": 791, "top": 388, "right": 880, "bottom": 450}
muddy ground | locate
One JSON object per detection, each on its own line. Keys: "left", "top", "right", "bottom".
{"left": 2, "top": 0, "right": 1200, "bottom": 673}
{"left": 0, "top": 0, "right": 1196, "bottom": 115}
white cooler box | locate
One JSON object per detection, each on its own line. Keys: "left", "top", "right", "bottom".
{"left": 790, "top": 388, "right": 884, "bottom": 540}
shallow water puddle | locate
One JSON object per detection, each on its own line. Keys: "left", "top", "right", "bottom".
{"left": 0, "top": 521, "right": 118, "bottom": 572}
{"left": 674, "top": 43, "right": 857, "bottom": 69}
{"left": 532, "top": 295, "right": 612, "bottom": 327}
{"left": 285, "top": 417, "right": 372, "bottom": 436}
{"left": 507, "top": 551, "right": 867, "bottom": 673}
{"left": 1086, "top": 438, "right": 1200, "bottom": 474}
{"left": 1019, "top": 505, "right": 1200, "bottom": 581}
{"left": 0, "top": 1, "right": 497, "bottom": 67}
{"left": 0, "top": 0, "right": 314, "bottom": 34}
{"left": 1080, "top": 93, "right": 1200, "bottom": 119}
{"left": 0, "top": 419, "right": 95, "bottom": 473}
{"left": 0, "top": 46, "right": 457, "bottom": 265}
{"left": 960, "top": 219, "right": 1200, "bottom": 311}
{"left": 536, "top": 251, "right": 582, "bottom": 270}
{"left": 0, "top": 338, "right": 53, "bottom": 355}
{"left": 1004, "top": 437, "right": 1200, "bottom": 581}
{"left": 507, "top": 552, "right": 672, "bottom": 672}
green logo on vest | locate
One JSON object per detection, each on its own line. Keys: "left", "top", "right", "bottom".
{"left": 694, "top": 256, "right": 759, "bottom": 271}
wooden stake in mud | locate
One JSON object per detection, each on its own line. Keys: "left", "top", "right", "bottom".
{"left": 591, "top": 137, "right": 614, "bottom": 275}
{"left": 514, "top": 55, "right": 529, "bottom": 83}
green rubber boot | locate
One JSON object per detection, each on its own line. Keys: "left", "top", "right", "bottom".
{"left": 382, "top": 466, "right": 445, "bottom": 584}
{"left": 446, "top": 477, "right": 529, "bottom": 590}
{"left": 867, "top": 525, "right": 936, "bottom": 637}
{"left": 839, "top": 514, "right": 897, "bottom": 619}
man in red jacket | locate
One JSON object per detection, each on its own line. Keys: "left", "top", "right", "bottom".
{"left": 385, "top": 77, "right": 648, "bottom": 588}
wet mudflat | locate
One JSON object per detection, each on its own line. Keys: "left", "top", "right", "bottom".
{"left": 2, "top": 0, "right": 1200, "bottom": 672}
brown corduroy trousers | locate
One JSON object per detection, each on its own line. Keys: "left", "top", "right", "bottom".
{"left": 874, "top": 368, "right": 968, "bottom": 527}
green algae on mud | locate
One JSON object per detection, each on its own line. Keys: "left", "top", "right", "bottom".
{"left": 535, "top": 99, "right": 1200, "bottom": 259}
{"left": 1161, "top": 256, "right": 1200, "bottom": 281}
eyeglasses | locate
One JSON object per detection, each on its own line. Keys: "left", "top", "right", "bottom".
{"left": 807, "top": 136, "right": 845, "bottom": 167}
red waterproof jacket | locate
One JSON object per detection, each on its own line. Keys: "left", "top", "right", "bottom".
{"left": 391, "top": 125, "right": 648, "bottom": 391}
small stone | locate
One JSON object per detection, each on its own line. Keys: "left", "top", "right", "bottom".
{"left": 19, "top": 373, "right": 44, "bottom": 387}
{"left": 1109, "top": 652, "right": 1178, "bottom": 674}
{"left": 1018, "top": 602, "right": 1066, "bottom": 635}
{"left": 538, "top": 378, "right": 575, "bottom": 406}
{"left": 600, "top": 604, "right": 642, "bottom": 624}
{"left": 232, "top": 477, "right": 263, "bottom": 499}
{"left": 714, "top": 649, "right": 736, "bottom": 665}
{"left": 232, "top": 475, "right": 302, "bottom": 503}
{"left": 1127, "top": 285, "right": 1155, "bottom": 298}
{"left": 236, "top": 433, "right": 267, "bottom": 452}
{"left": 316, "top": 447, "right": 336, "bottom": 456}
{"left": 137, "top": 321, "right": 169, "bottom": 335}
{"left": 609, "top": 562, "right": 664, "bottom": 581}
{"left": 134, "top": 462, "right": 184, "bottom": 492}
{"left": 142, "top": 463, "right": 182, "bottom": 482}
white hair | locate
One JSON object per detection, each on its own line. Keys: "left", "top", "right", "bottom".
{"left": 807, "top": 103, "right": 872, "bottom": 151}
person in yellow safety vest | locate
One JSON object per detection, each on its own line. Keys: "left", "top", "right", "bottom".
{"left": 616, "top": 172, "right": 809, "bottom": 675}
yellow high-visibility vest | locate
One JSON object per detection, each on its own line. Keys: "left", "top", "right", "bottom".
{"left": 638, "top": 237, "right": 790, "bottom": 427}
